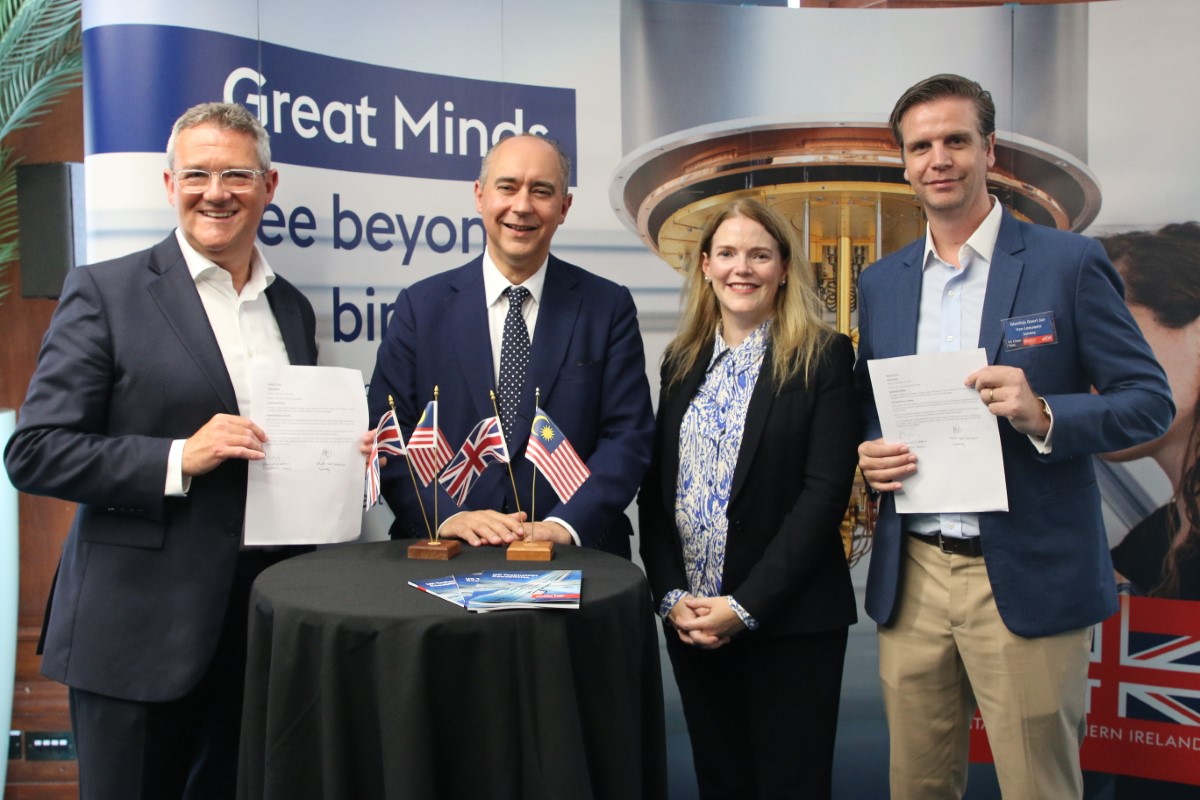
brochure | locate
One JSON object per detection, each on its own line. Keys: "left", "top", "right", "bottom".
{"left": 407, "top": 569, "right": 582, "bottom": 612}
{"left": 407, "top": 575, "right": 467, "bottom": 608}
{"left": 467, "top": 569, "right": 582, "bottom": 612}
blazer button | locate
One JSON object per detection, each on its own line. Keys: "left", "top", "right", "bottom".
{"left": 224, "top": 523, "right": 239, "bottom": 538}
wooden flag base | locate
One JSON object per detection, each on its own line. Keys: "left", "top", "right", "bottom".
{"left": 506, "top": 540, "right": 554, "bottom": 561}
{"left": 407, "top": 539, "right": 462, "bottom": 560}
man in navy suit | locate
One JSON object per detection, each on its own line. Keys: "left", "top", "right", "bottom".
{"left": 368, "top": 134, "right": 653, "bottom": 557}
{"left": 856, "top": 74, "right": 1174, "bottom": 799}
{"left": 5, "top": 103, "right": 325, "bottom": 799}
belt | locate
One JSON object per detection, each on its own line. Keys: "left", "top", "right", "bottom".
{"left": 908, "top": 531, "right": 983, "bottom": 557}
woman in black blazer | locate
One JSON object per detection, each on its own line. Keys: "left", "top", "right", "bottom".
{"left": 638, "top": 198, "right": 860, "bottom": 799}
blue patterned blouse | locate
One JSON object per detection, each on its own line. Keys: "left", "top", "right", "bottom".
{"left": 659, "top": 320, "right": 771, "bottom": 630}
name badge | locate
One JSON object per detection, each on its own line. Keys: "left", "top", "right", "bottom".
{"left": 1002, "top": 312, "right": 1057, "bottom": 351}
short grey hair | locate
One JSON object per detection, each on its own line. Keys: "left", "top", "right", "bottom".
{"left": 166, "top": 102, "right": 271, "bottom": 170}
{"left": 478, "top": 133, "right": 571, "bottom": 193}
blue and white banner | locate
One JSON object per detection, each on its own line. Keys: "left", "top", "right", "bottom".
{"left": 85, "top": 25, "right": 577, "bottom": 183}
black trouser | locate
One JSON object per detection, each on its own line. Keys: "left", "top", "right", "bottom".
{"left": 70, "top": 549, "right": 289, "bottom": 800}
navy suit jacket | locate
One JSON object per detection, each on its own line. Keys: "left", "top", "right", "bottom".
{"left": 4, "top": 235, "right": 317, "bottom": 702}
{"left": 856, "top": 211, "right": 1174, "bottom": 637}
{"left": 368, "top": 254, "right": 654, "bottom": 557}
{"left": 639, "top": 333, "right": 860, "bottom": 637}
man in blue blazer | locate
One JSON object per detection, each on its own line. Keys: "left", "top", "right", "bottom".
{"left": 5, "top": 104, "right": 320, "bottom": 799}
{"left": 369, "top": 134, "right": 653, "bottom": 557}
{"left": 856, "top": 75, "right": 1174, "bottom": 799}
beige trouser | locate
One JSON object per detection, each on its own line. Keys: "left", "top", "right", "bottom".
{"left": 878, "top": 536, "right": 1092, "bottom": 800}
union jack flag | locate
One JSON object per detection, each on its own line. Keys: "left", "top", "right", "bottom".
{"left": 408, "top": 400, "right": 452, "bottom": 485}
{"left": 439, "top": 416, "right": 509, "bottom": 505}
{"left": 364, "top": 409, "right": 405, "bottom": 510}
{"left": 970, "top": 594, "right": 1200, "bottom": 785}
{"left": 526, "top": 407, "right": 589, "bottom": 502}
{"left": 374, "top": 409, "right": 406, "bottom": 458}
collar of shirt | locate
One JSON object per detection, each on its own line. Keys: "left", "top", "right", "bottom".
{"left": 707, "top": 318, "right": 771, "bottom": 373}
{"left": 482, "top": 250, "right": 548, "bottom": 384}
{"left": 175, "top": 228, "right": 275, "bottom": 300}
{"left": 482, "top": 249, "right": 548, "bottom": 308}
{"left": 921, "top": 194, "right": 1003, "bottom": 273}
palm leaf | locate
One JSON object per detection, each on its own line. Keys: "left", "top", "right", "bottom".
{"left": 0, "top": 47, "right": 80, "bottom": 139}
{"left": 0, "top": 0, "right": 80, "bottom": 306}
{"left": 0, "top": 148, "right": 17, "bottom": 305}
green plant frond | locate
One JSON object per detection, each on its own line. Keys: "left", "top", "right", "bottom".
{"left": 0, "top": 0, "right": 80, "bottom": 76}
{"left": 0, "top": 146, "right": 14, "bottom": 300}
{"left": 0, "top": 0, "right": 24, "bottom": 44}
{"left": 0, "top": 0, "right": 79, "bottom": 102}
{"left": 0, "top": 49, "right": 80, "bottom": 139}
{"left": 0, "top": 0, "right": 81, "bottom": 306}
{"left": 0, "top": 147, "right": 20, "bottom": 239}
{"left": 0, "top": 154, "right": 18, "bottom": 226}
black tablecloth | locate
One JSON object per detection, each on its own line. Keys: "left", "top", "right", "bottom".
{"left": 237, "top": 540, "right": 667, "bottom": 800}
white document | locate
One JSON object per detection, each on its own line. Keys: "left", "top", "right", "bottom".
{"left": 245, "top": 365, "right": 368, "bottom": 545}
{"left": 867, "top": 349, "right": 1008, "bottom": 514}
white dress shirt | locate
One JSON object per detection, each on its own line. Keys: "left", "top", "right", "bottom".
{"left": 165, "top": 229, "right": 290, "bottom": 495}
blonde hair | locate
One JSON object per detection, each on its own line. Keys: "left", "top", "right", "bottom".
{"left": 663, "top": 198, "right": 831, "bottom": 390}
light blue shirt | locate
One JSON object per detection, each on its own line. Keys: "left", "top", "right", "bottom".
{"left": 906, "top": 199, "right": 1002, "bottom": 538}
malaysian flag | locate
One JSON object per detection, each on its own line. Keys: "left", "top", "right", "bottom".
{"left": 364, "top": 409, "right": 406, "bottom": 510}
{"left": 408, "top": 400, "right": 452, "bottom": 485}
{"left": 526, "top": 407, "right": 590, "bottom": 502}
{"left": 439, "top": 416, "right": 509, "bottom": 505}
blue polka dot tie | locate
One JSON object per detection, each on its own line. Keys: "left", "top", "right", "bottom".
{"left": 498, "top": 286, "right": 531, "bottom": 448}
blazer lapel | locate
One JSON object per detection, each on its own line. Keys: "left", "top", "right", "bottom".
{"left": 978, "top": 211, "right": 1027, "bottom": 363}
{"left": 525, "top": 257, "right": 583, "bottom": 451}
{"left": 145, "top": 237, "right": 239, "bottom": 413}
{"left": 730, "top": 346, "right": 777, "bottom": 503}
{"left": 895, "top": 247, "right": 924, "bottom": 356}
{"left": 447, "top": 259, "right": 499, "bottom": 424}
{"left": 266, "top": 285, "right": 311, "bottom": 366}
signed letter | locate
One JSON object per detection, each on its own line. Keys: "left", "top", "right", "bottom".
{"left": 245, "top": 365, "right": 368, "bottom": 544}
{"left": 867, "top": 349, "right": 1008, "bottom": 513}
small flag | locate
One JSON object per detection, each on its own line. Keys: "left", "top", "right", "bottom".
{"left": 439, "top": 416, "right": 509, "bottom": 505}
{"left": 526, "top": 407, "right": 590, "bottom": 502}
{"left": 375, "top": 409, "right": 406, "bottom": 457}
{"left": 365, "top": 410, "right": 404, "bottom": 510}
{"left": 408, "top": 400, "right": 452, "bottom": 485}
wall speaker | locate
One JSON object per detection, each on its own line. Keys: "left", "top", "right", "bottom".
{"left": 17, "top": 162, "right": 85, "bottom": 299}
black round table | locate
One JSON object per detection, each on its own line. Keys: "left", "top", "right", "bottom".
{"left": 237, "top": 540, "right": 667, "bottom": 800}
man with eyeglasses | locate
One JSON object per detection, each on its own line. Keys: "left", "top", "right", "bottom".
{"left": 5, "top": 102, "right": 323, "bottom": 799}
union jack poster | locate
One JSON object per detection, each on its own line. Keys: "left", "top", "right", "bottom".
{"left": 970, "top": 595, "right": 1200, "bottom": 785}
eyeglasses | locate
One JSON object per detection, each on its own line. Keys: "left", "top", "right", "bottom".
{"left": 171, "top": 169, "right": 266, "bottom": 194}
